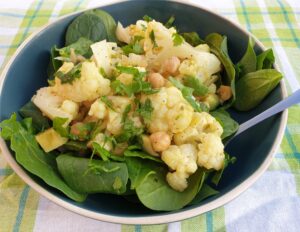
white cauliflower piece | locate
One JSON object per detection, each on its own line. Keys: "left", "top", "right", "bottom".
{"left": 195, "top": 44, "right": 210, "bottom": 53}
{"left": 161, "top": 144, "right": 198, "bottom": 192}
{"left": 116, "top": 22, "right": 131, "bottom": 44}
{"left": 89, "top": 133, "right": 112, "bottom": 151}
{"left": 91, "top": 40, "right": 118, "bottom": 76}
{"left": 53, "top": 62, "right": 110, "bottom": 102}
{"left": 116, "top": 73, "right": 134, "bottom": 85}
{"left": 88, "top": 99, "right": 107, "bottom": 120}
{"left": 145, "top": 87, "right": 193, "bottom": 134}
{"left": 106, "top": 110, "right": 123, "bottom": 135}
{"left": 32, "top": 87, "right": 78, "bottom": 123}
{"left": 166, "top": 172, "right": 188, "bottom": 192}
{"left": 197, "top": 133, "right": 225, "bottom": 170}
{"left": 120, "top": 54, "right": 148, "bottom": 67}
{"left": 174, "top": 112, "right": 223, "bottom": 145}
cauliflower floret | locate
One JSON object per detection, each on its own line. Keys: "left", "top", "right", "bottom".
{"left": 120, "top": 54, "right": 148, "bottom": 68}
{"left": 116, "top": 73, "right": 134, "bottom": 85}
{"left": 116, "top": 22, "right": 131, "bottom": 44}
{"left": 88, "top": 99, "right": 107, "bottom": 120}
{"left": 108, "top": 96, "right": 132, "bottom": 113}
{"left": 166, "top": 172, "right": 188, "bottom": 192}
{"left": 162, "top": 144, "right": 198, "bottom": 192}
{"left": 145, "top": 87, "right": 193, "bottom": 134}
{"left": 89, "top": 133, "right": 112, "bottom": 151}
{"left": 32, "top": 87, "right": 78, "bottom": 123}
{"left": 174, "top": 112, "right": 223, "bottom": 145}
{"left": 106, "top": 110, "right": 123, "bottom": 135}
{"left": 53, "top": 62, "right": 110, "bottom": 102}
{"left": 197, "top": 133, "right": 225, "bottom": 170}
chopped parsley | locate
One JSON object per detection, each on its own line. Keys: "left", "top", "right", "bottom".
{"left": 172, "top": 33, "right": 184, "bottom": 46}
{"left": 165, "top": 15, "right": 175, "bottom": 28}
{"left": 55, "top": 63, "right": 81, "bottom": 84}
{"left": 183, "top": 76, "right": 209, "bottom": 96}
{"left": 143, "top": 15, "right": 153, "bottom": 22}
{"left": 100, "top": 96, "right": 115, "bottom": 111}
{"left": 136, "top": 99, "right": 153, "bottom": 123}
{"left": 169, "top": 77, "right": 208, "bottom": 112}
{"left": 121, "top": 36, "right": 145, "bottom": 55}
{"left": 149, "top": 30, "right": 158, "bottom": 48}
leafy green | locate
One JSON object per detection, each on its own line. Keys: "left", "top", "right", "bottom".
{"left": 257, "top": 48, "right": 275, "bottom": 70}
{"left": 210, "top": 109, "right": 239, "bottom": 140}
{"left": 149, "top": 30, "right": 158, "bottom": 48}
{"left": 181, "top": 32, "right": 205, "bottom": 46}
{"left": 111, "top": 66, "right": 158, "bottom": 96}
{"left": 121, "top": 36, "right": 144, "bottom": 55}
{"left": 0, "top": 114, "right": 87, "bottom": 202}
{"left": 169, "top": 77, "right": 208, "bottom": 112}
{"left": 60, "top": 141, "right": 89, "bottom": 154}
{"left": 47, "top": 46, "right": 62, "bottom": 82}
{"left": 136, "top": 168, "right": 206, "bottom": 211}
{"left": 55, "top": 63, "right": 81, "bottom": 84}
{"left": 19, "top": 101, "right": 50, "bottom": 132}
{"left": 136, "top": 99, "right": 153, "bottom": 123}
{"left": 53, "top": 117, "right": 69, "bottom": 137}
{"left": 165, "top": 15, "right": 175, "bottom": 28}
{"left": 100, "top": 96, "right": 115, "bottom": 111}
{"left": 172, "top": 33, "right": 184, "bottom": 46}
{"left": 212, "top": 153, "right": 236, "bottom": 185}
{"left": 122, "top": 104, "right": 131, "bottom": 123}
{"left": 125, "top": 157, "right": 157, "bottom": 190}
{"left": 189, "top": 184, "right": 219, "bottom": 205}
{"left": 205, "top": 33, "right": 236, "bottom": 108}
{"left": 65, "top": 10, "right": 117, "bottom": 45}
{"left": 116, "top": 117, "right": 144, "bottom": 143}
{"left": 183, "top": 76, "right": 209, "bottom": 97}
{"left": 69, "top": 122, "right": 96, "bottom": 141}
{"left": 236, "top": 38, "right": 257, "bottom": 77}
{"left": 143, "top": 15, "right": 153, "bottom": 22}
{"left": 234, "top": 69, "right": 282, "bottom": 111}
{"left": 56, "top": 37, "right": 93, "bottom": 58}
{"left": 92, "top": 142, "right": 124, "bottom": 162}
{"left": 56, "top": 154, "right": 128, "bottom": 194}
{"left": 124, "top": 149, "right": 163, "bottom": 163}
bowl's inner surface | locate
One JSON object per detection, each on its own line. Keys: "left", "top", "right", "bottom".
{"left": 0, "top": 0, "right": 283, "bottom": 217}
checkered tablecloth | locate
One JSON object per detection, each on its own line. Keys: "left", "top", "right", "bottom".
{"left": 0, "top": 0, "right": 300, "bottom": 231}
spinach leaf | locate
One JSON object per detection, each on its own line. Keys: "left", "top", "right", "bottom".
{"left": 124, "top": 150, "right": 163, "bottom": 163}
{"left": 256, "top": 48, "right": 275, "bottom": 70}
{"left": 169, "top": 77, "right": 208, "bottom": 112}
{"left": 56, "top": 154, "right": 128, "bottom": 194}
{"left": 236, "top": 38, "right": 257, "bottom": 77}
{"left": 19, "top": 101, "right": 50, "bottom": 132}
{"left": 210, "top": 109, "right": 239, "bottom": 140}
{"left": 172, "top": 33, "right": 184, "bottom": 46}
{"left": 60, "top": 140, "right": 89, "bottom": 154}
{"left": 183, "top": 76, "right": 209, "bottom": 97}
{"left": 55, "top": 63, "right": 81, "bottom": 84}
{"left": 53, "top": 117, "right": 69, "bottom": 137}
{"left": 189, "top": 184, "right": 219, "bottom": 205}
{"left": 234, "top": 69, "right": 282, "bottom": 111}
{"left": 211, "top": 153, "right": 236, "bottom": 185}
{"left": 65, "top": 10, "right": 117, "bottom": 45}
{"left": 205, "top": 33, "right": 236, "bottom": 108}
{"left": 56, "top": 37, "right": 93, "bottom": 58}
{"left": 125, "top": 157, "right": 156, "bottom": 190}
{"left": 181, "top": 32, "right": 205, "bottom": 46}
{"left": 0, "top": 114, "right": 87, "bottom": 202}
{"left": 136, "top": 168, "right": 206, "bottom": 211}
{"left": 47, "top": 46, "right": 62, "bottom": 82}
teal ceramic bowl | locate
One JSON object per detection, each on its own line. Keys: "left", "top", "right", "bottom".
{"left": 0, "top": 0, "right": 287, "bottom": 224}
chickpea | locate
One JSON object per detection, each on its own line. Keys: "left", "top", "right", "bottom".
{"left": 148, "top": 73, "right": 165, "bottom": 88}
{"left": 162, "top": 56, "right": 180, "bottom": 75}
{"left": 217, "top": 85, "right": 232, "bottom": 102}
{"left": 150, "top": 131, "right": 171, "bottom": 152}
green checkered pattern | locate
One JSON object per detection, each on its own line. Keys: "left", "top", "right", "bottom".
{"left": 0, "top": 0, "right": 299, "bottom": 231}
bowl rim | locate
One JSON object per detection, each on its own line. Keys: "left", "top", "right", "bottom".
{"left": 0, "top": 0, "right": 288, "bottom": 225}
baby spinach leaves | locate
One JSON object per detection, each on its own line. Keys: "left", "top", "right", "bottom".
{"left": 234, "top": 69, "right": 282, "bottom": 111}
{"left": 56, "top": 154, "right": 128, "bottom": 194}
{"left": 210, "top": 109, "right": 239, "bottom": 140}
{"left": 65, "top": 9, "right": 117, "bottom": 45}
{"left": 0, "top": 114, "right": 87, "bottom": 202}
{"left": 56, "top": 37, "right": 93, "bottom": 58}
{"left": 181, "top": 32, "right": 205, "bottom": 46}
{"left": 19, "top": 101, "right": 50, "bottom": 132}
{"left": 256, "top": 48, "right": 275, "bottom": 70}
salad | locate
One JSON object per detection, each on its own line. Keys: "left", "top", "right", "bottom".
{"left": 0, "top": 10, "right": 282, "bottom": 211}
